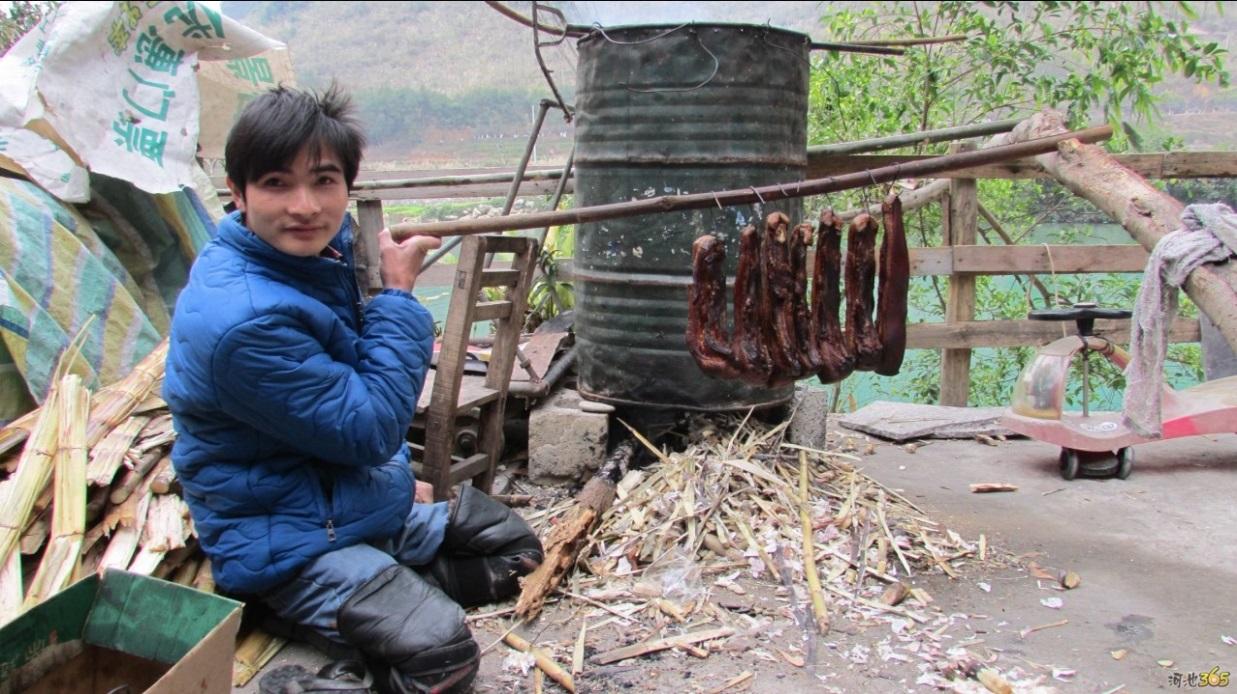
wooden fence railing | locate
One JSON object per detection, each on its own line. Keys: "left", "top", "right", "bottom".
{"left": 317, "top": 150, "right": 1233, "bottom": 406}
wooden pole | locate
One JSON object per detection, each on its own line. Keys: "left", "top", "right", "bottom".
{"left": 999, "top": 111, "right": 1237, "bottom": 354}
{"left": 940, "top": 143, "right": 979, "bottom": 406}
{"left": 354, "top": 199, "right": 384, "bottom": 295}
{"left": 389, "top": 125, "right": 1112, "bottom": 241}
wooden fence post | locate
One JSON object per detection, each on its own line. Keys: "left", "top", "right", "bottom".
{"left": 354, "top": 199, "right": 385, "bottom": 295}
{"left": 939, "top": 143, "right": 979, "bottom": 406}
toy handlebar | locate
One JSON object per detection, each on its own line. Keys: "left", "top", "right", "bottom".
{"left": 1028, "top": 303, "right": 1132, "bottom": 337}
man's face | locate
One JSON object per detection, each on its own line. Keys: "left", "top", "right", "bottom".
{"left": 227, "top": 145, "right": 350, "bottom": 257}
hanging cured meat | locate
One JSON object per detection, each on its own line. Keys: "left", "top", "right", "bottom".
{"left": 685, "top": 196, "right": 910, "bottom": 385}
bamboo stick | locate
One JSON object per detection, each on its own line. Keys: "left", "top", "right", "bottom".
{"left": 504, "top": 632, "right": 576, "bottom": 693}
{"left": 798, "top": 453, "right": 830, "bottom": 634}
{"left": 390, "top": 125, "right": 1112, "bottom": 240}
{"left": 25, "top": 375, "right": 90, "bottom": 608}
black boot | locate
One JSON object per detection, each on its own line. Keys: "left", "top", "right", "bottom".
{"left": 422, "top": 485, "right": 544, "bottom": 607}
{"left": 337, "top": 565, "right": 479, "bottom": 694}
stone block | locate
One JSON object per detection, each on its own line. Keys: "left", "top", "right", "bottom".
{"left": 529, "top": 387, "right": 608, "bottom": 485}
{"left": 787, "top": 385, "right": 829, "bottom": 450}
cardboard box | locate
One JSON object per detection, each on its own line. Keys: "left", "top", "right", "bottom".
{"left": 0, "top": 569, "right": 242, "bottom": 694}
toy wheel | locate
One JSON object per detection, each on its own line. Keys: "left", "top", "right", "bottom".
{"left": 1116, "top": 447, "right": 1134, "bottom": 479}
{"left": 1059, "top": 448, "right": 1080, "bottom": 480}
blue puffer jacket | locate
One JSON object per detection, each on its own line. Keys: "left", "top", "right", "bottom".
{"left": 164, "top": 211, "right": 439, "bottom": 595}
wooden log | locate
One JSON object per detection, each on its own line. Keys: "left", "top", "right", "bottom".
{"left": 515, "top": 440, "right": 632, "bottom": 620}
{"left": 390, "top": 125, "right": 1111, "bottom": 240}
{"left": 998, "top": 110, "right": 1237, "bottom": 354}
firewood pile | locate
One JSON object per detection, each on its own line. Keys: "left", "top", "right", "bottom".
{"left": 0, "top": 340, "right": 286, "bottom": 685}
{"left": 489, "top": 415, "right": 1059, "bottom": 692}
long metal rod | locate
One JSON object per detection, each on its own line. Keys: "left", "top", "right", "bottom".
{"left": 391, "top": 124, "right": 1112, "bottom": 240}
{"left": 351, "top": 169, "right": 562, "bottom": 191}
{"left": 485, "top": 0, "right": 912, "bottom": 56}
{"left": 809, "top": 41, "right": 903, "bottom": 55}
{"left": 808, "top": 118, "right": 1022, "bottom": 156}
{"left": 215, "top": 120, "right": 1021, "bottom": 199}
{"left": 537, "top": 145, "right": 575, "bottom": 248}
{"left": 485, "top": 99, "right": 553, "bottom": 268}
{"left": 424, "top": 100, "right": 554, "bottom": 269}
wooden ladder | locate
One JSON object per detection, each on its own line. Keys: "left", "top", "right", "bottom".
{"left": 417, "top": 234, "right": 538, "bottom": 500}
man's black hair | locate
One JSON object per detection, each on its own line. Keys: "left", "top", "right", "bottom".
{"left": 224, "top": 83, "right": 365, "bottom": 193}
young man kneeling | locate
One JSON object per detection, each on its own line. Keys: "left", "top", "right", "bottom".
{"left": 165, "top": 85, "right": 542, "bottom": 693}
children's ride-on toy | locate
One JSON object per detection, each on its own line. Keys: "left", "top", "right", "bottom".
{"left": 1001, "top": 302, "right": 1237, "bottom": 480}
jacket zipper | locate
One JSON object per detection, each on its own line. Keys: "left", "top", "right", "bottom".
{"left": 317, "top": 465, "right": 337, "bottom": 543}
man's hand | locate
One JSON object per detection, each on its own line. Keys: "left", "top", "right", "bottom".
{"left": 414, "top": 480, "right": 434, "bottom": 504}
{"left": 379, "top": 229, "right": 442, "bottom": 292}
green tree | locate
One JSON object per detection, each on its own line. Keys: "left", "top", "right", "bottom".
{"left": 0, "top": 1, "right": 57, "bottom": 55}
{"left": 811, "top": 1, "right": 1227, "bottom": 408}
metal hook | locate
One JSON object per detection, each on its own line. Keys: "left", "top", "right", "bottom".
{"left": 749, "top": 186, "right": 766, "bottom": 205}
{"left": 713, "top": 192, "right": 724, "bottom": 211}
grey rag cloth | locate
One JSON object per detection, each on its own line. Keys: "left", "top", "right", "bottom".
{"left": 1124, "top": 203, "right": 1237, "bottom": 437}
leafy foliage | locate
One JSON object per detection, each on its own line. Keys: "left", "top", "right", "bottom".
{"left": 0, "top": 1, "right": 57, "bottom": 55}
{"left": 809, "top": 1, "right": 1229, "bottom": 408}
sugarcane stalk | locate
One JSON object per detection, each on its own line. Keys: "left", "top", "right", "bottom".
{"left": 193, "top": 558, "right": 215, "bottom": 593}
{"left": 504, "top": 632, "right": 576, "bottom": 693}
{"left": 233, "top": 629, "right": 287, "bottom": 687}
{"left": 87, "top": 415, "right": 150, "bottom": 486}
{"left": 25, "top": 375, "right": 90, "bottom": 608}
{"left": 0, "top": 386, "right": 60, "bottom": 579}
{"left": 799, "top": 452, "right": 830, "bottom": 634}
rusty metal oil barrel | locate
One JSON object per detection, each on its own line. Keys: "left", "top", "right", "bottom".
{"left": 571, "top": 23, "right": 809, "bottom": 410}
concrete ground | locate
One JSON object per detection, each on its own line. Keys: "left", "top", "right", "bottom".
{"left": 238, "top": 428, "right": 1237, "bottom": 693}
{"left": 850, "top": 426, "right": 1237, "bottom": 692}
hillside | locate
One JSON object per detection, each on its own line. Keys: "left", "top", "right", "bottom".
{"left": 220, "top": 1, "right": 1237, "bottom": 165}
{"left": 219, "top": 1, "right": 833, "bottom": 164}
